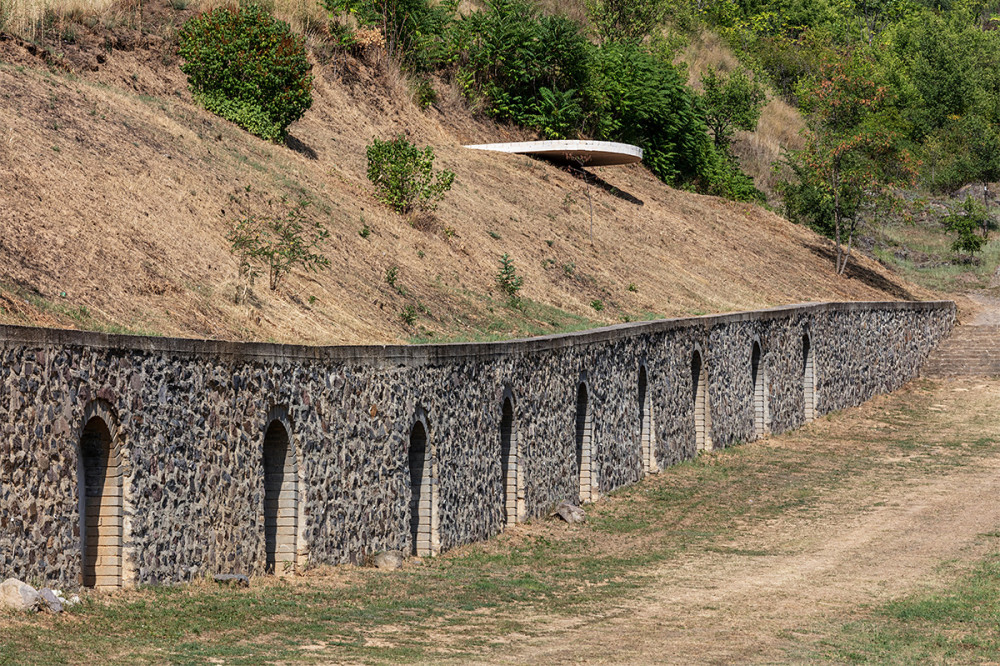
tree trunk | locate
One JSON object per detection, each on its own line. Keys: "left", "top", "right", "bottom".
{"left": 838, "top": 218, "right": 856, "bottom": 276}
{"left": 832, "top": 166, "right": 844, "bottom": 274}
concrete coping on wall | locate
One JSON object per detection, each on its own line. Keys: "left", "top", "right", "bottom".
{"left": 0, "top": 300, "right": 956, "bottom": 367}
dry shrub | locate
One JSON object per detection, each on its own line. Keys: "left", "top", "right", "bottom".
{"left": 731, "top": 97, "right": 804, "bottom": 200}
{"left": 677, "top": 27, "right": 806, "bottom": 202}
{"left": 678, "top": 28, "right": 740, "bottom": 87}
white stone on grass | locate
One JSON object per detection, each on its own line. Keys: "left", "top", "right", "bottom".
{"left": 0, "top": 578, "right": 41, "bottom": 612}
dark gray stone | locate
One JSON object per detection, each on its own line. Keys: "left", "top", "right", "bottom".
{"left": 213, "top": 574, "right": 250, "bottom": 587}
{"left": 38, "top": 588, "right": 63, "bottom": 614}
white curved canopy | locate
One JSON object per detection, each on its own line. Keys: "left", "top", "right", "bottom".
{"left": 464, "top": 140, "right": 643, "bottom": 167}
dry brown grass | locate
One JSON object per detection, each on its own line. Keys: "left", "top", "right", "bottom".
{"left": 1, "top": 0, "right": 118, "bottom": 40}
{"left": 0, "top": 17, "right": 929, "bottom": 345}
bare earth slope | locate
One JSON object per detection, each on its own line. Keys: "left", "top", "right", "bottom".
{"left": 0, "top": 19, "right": 932, "bottom": 345}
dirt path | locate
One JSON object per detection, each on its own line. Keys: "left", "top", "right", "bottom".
{"left": 486, "top": 412, "right": 1000, "bottom": 664}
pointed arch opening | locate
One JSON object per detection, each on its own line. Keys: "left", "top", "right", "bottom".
{"left": 79, "top": 414, "right": 123, "bottom": 590}
{"left": 638, "top": 366, "right": 657, "bottom": 474}
{"left": 575, "top": 382, "right": 595, "bottom": 503}
{"left": 263, "top": 419, "right": 298, "bottom": 575}
{"left": 408, "top": 419, "right": 439, "bottom": 556}
{"left": 692, "top": 349, "right": 712, "bottom": 452}
{"left": 751, "top": 340, "right": 770, "bottom": 438}
{"left": 803, "top": 332, "right": 816, "bottom": 422}
{"left": 500, "top": 396, "right": 524, "bottom": 526}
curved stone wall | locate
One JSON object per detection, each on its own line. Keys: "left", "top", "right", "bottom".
{"left": 0, "top": 301, "right": 954, "bottom": 587}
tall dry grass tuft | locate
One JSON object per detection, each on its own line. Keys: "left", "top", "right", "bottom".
{"left": 0, "top": 0, "right": 118, "bottom": 40}
{"left": 679, "top": 28, "right": 740, "bottom": 87}
{"left": 194, "top": 0, "right": 328, "bottom": 38}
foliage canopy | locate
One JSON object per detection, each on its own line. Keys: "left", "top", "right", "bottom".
{"left": 179, "top": 3, "right": 313, "bottom": 142}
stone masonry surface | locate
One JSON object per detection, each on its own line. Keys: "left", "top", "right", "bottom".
{"left": 0, "top": 301, "right": 955, "bottom": 588}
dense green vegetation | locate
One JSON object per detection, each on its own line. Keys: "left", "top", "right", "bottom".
{"left": 690, "top": 0, "right": 1000, "bottom": 247}
{"left": 178, "top": 3, "right": 313, "bottom": 142}
{"left": 326, "top": 0, "right": 764, "bottom": 201}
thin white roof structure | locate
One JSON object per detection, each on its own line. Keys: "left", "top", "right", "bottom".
{"left": 464, "top": 140, "right": 642, "bottom": 167}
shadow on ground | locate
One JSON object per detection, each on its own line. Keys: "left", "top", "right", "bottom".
{"left": 806, "top": 243, "right": 916, "bottom": 300}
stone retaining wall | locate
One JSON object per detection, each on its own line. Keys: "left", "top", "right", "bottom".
{"left": 0, "top": 301, "right": 955, "bottom": 588}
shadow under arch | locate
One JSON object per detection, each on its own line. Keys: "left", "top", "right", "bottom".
{"left": 78, "top": 399, "right": 126, "bottom": 590}
{"left": 638, "top": 363, "right": 657, "bottom": 474}
{"left": 408, "top": 408, "right": 440, "bottom": 556}
{"left": 751, "top": 337, "right": 770, "bottom": 438}
{"left": 692, "top": 345, "right": 713, "bottom": 452}
{"left": 803, "top": 330, "right": 817, "bottom": 422}
{"left": 262, "top": 407, "right": 300, "bottom": 576}
{"left": 575, "top": 378, "right": 596, "bottom": 503}
{"left": 499, "top": 388, "right": 525, "bottom": 526}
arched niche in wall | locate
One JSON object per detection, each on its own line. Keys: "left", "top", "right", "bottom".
{"left": 78, "top": 400, "right": 126, "bottom": 590}
{"left": 751, "top": 339, "right": 770, "bottom": 438}
{"left": 575, "top": 381, "right": 596, "bottom": 503}
{"left": 408, "top": 411, "right": 440, "bottom": 557}
{"left": 803, "top": 331, "right": 817, "bottom": 422}
{"left": 263, "top": 413, "right": 299, "bottom": 576}
{"left": 692, "top": 347, "right": 713, "bottom": 452}
{"left": 500, "top": 391, "right": 525, "bottom": 526}
{"left": 638, "top": 365, "right": 657, "bottom": 474}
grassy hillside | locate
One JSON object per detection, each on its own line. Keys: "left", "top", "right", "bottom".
{"left": 0, "top": 2, "right": 933, "bottom": 345}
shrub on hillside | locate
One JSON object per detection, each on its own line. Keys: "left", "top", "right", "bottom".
{"left": 587, "top": 41, "right": 717, "bottom": 188}
{"left": 944, "top": 196, "right": 989, "bottom": 257}
{"left": 367, "top": 135, "right": 455, "bottom": 214}
{"left": 453, "top": 0, "right": 591, "bottom": 137}
{"left": 178, "top": 3, "right": 313, "bottom": 142}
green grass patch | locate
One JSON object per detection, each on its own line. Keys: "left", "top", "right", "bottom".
{"left": 812, "top": 555, "right": 1000, "bottom": 663}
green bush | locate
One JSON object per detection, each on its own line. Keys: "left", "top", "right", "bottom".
{"left": 944, "top": 196, "right": 989, "bottom": 256}
{"left": 587, "top": 41, "right": 717, "bottom": 187}
{"left": 453, "top": 0, "right": 591, "bottom": 136}
{"left": 178, "top": 3, "right": 313, "bottom": 142}
{"left": 367, "top": 135, "right": 455, "bottom": 214}
{"left": 496, "top": 253, "right": 524, "bottom": 304}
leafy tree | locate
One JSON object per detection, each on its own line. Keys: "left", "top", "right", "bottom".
{"left": 178, "top": 4, "right": 313, "bottom": 142}
{"left": 699, "top": 66, "right": 767, "bottom": 153}
{"left": 944, "top": 195, "right": 989, "bottom": 256}
{"left": 786, "top": 59, "right": 916, "bottom": 274}
{"left": 954, "top": 115, "right": 1000, "bottom": 220}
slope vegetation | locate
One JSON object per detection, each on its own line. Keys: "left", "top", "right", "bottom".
{"left": 0, "top": 11, "right": 931, "bottom": 345}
